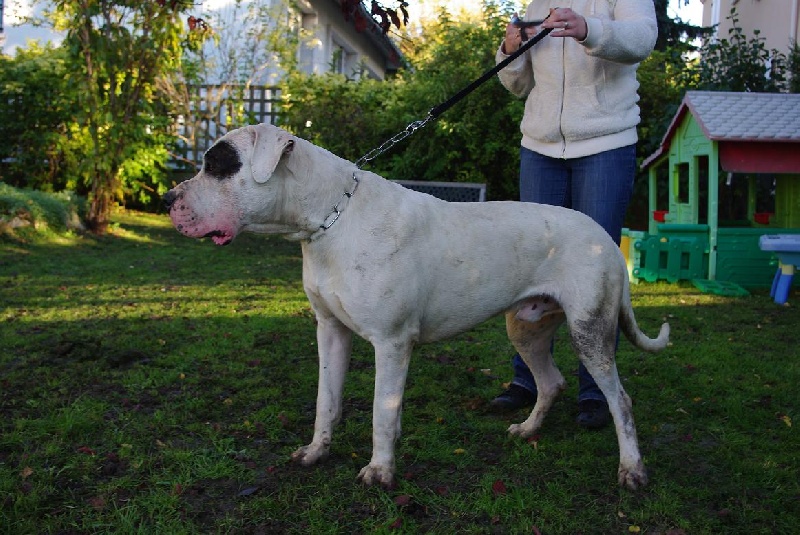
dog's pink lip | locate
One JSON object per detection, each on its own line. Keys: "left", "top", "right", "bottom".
{"left": 203, "top": 230, "right": 234, "bottom": 246}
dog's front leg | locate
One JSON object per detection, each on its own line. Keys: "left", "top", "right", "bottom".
{"left": 357, "top": 338, "right": 413, "bottom": 488}
{"left": 291, "top": 316, "right": 353, "bottom": 466}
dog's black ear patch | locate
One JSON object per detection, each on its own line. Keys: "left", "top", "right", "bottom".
{"left": 203, "top": 140, "right": 242, "bottom": 180}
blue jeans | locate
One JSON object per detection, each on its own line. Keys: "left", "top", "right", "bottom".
{"left": 511, "top": 144, "right": 636, "bottom": 403}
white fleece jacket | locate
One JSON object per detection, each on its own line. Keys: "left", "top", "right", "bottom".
{"left": 496, "top": 0, "right": 657, "bottom": 159}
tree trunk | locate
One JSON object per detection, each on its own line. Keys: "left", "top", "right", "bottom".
{"left": 86, "top": 168, "right": 113, "bottom": 235}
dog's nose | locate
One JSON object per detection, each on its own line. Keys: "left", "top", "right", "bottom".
{"left": 162, "top": 190, "right": 179, "bottom": 211}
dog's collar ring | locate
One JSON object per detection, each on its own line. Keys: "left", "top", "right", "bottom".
{"left": 319, "top": 171, "right": 360, "bottom": 231}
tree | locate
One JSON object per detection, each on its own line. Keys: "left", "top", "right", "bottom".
{"left": 653, "top": 0, "right": 709, "bottom": 51}
{"left": 0, "top": 44, "right": 80, "bottom": 192}
{"left": 47, "top": 0, "right": 209, "bottom": 233}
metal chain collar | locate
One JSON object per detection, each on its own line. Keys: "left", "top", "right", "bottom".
{"left": 317, "top": 114, "right": 433, "bottom": 234}
{"left": 319, "top": 171, "right": 360, "bottom": 231}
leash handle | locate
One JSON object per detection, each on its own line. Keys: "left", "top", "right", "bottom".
{"left": 428, "top": 20, "right": 553, "bottom": 120}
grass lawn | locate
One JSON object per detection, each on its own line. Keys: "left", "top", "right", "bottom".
{"left": 1, "top": 209, "right": 798, "bottom": 534}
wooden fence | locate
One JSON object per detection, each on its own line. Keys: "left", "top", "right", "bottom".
{"left": 172, "top": 85, "right": 282, "bottom": 171}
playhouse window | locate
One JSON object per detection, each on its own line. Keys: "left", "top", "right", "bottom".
{"left": 677, "top": 162, "right": 690, "bottom": 204}
{"left": 697, "top": 155, "right": 708, "bottom": 224}
{"left": 755, "top": 175, "right": 776, "bottom": 214}
{"left": 719, "top": 173, "right": 749, "bottom": 223}
{"left": 717, "top": 173, "right": 775, "bottom": 225}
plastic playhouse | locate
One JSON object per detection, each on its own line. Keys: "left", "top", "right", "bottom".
{"left": 623, "top": 91, "right": 800, "bottom": 297}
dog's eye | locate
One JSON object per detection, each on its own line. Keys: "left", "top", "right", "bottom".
{"left": 203, "top": 140, "right": 242, "bottom": 180}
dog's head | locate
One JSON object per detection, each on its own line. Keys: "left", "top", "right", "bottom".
{"left": 163, "top": 123, "right": 295, "bottom": 245}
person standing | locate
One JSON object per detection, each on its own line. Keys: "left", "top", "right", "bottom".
{"left": 489, "top": 2, "right": 657, "bottom": 428}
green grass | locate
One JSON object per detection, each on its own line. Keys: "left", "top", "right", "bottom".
{"left": 1, "top": 208, "right": 798, "bottom": 534}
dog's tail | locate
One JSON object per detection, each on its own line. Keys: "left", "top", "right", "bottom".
{"left": 619, "top": 282, "right": 670, "bottom": 352}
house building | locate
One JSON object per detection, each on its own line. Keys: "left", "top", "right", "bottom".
{"left": 700, "top": 0, "right": 799, "bottom": 53}
{"left": 296, "top": 0, "right": 403, "bottom": 80}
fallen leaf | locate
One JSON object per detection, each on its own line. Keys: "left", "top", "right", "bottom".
{"left": 780, "top": 414, "right": 792, "bottom": 427}
{"left": 629, "top": 526, "right": 641, "bottom": 533}
{"left": 394, "top": 494, "right": 412, "bottom": 507}
{"left": 77, "top": 446, "right": 96, "bottom": 456}
{"left": 19, "top": 467, "right": 33, "bottom": 479}
{"left": 87, "top": 496, "right": 106, "bottom": 511}
{"left": 492, "top": 479, "right": 507, "bottom": 496}
{"left": 238, "top": 486, "right": 260, "bottom": 497}
{"left": 388, "top": 517, "right": 403, "bottom": 530}
{"left": 453, "top": 448, "right": 466, "bottom": 455}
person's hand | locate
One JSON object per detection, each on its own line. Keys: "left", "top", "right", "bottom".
{"left": 542, "top": 7, "right": 588, "bottom": 41}
{"left": 502, "top": 13, "right": 535, "bottom": 54}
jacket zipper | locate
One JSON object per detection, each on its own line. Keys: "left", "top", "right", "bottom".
{"left": 559, "top": 37, "right": 567, "bottom": 158}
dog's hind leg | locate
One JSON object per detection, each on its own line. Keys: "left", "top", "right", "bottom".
{"left": 357, "top": 337, "right": 414, "bottom": 489}
{"left": 569, "top": 313, "right": 648, "bottom": 490}
{"left": 292, "top": 315, "right": 353, "bottom": 467}
{"left": 504, "top": 302, "right": 567, "bottom": 438}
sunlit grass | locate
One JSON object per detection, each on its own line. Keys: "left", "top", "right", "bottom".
{"left": 1, "top": 209, "right": 798, "bottom": 534}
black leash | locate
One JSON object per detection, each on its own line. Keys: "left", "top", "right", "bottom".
{"left": 355, "top": 16, "right": 553, "bottom": 169}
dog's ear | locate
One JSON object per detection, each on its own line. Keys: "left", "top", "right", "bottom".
{"left": 250, "top": 124, "right": 295, "bottom": 184}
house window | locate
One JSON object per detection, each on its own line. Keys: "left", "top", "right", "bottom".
{"left": 330, "top": 35, "right": 356, "bottom": 76}
{"left": 331, "top": 44, "right": 345, "bottom": 74}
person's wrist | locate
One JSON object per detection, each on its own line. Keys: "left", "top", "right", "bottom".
{"left": 577, "top": 16, "right": 588, "bottom": 41}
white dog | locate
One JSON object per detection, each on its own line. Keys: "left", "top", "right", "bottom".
{"left": 163, "top": 123, "right": 669, "bottom": 490}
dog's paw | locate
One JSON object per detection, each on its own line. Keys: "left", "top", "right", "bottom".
{"left": 357, "top": 463, "right": 397, "bottom": 489}
{"left": 290, "top": 443, "right": 329, "bottom": 466}
{"left": 507, "top": 422, "right": 537, "bottom": 438}
{"left": 618, "top": 462, "right": 648, "bottom": 490}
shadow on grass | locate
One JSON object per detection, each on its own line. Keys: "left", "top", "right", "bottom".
{"left": 1, "top": 211, "right": 798, "bottom": 534}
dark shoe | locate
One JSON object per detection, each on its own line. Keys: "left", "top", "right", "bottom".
{"left": 576, "top": 399, "right": 611, "bottom": 430}
{"left": 488, "top": 384, "right": 537, "bottom": 413}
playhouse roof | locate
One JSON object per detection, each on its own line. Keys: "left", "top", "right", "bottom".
{"left": 642, "top": 91, "right": 800, "bottom": 173}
